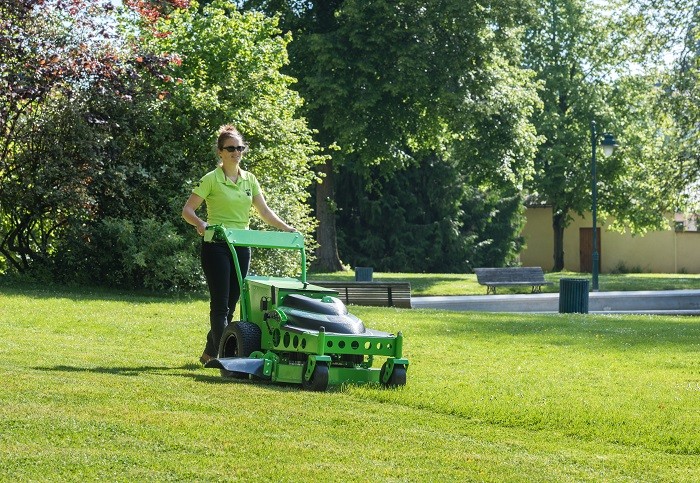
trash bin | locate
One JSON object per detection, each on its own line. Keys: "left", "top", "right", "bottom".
{"left": 559, "top": 278, "right": 589, "bottom": 313}
{"left": 355, "top": 267, "right": 373, "bottom": 282}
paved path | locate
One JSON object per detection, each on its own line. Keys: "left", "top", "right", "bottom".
{"left": 412, "top": 289, "right": 700, "bottom": 315}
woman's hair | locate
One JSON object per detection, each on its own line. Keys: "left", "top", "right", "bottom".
{"left": 216, "top": 124, "right": 246, "bottom": 151}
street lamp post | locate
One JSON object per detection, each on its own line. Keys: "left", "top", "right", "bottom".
{"left": 590, "top": 120, "right": 618, "bottom": 291}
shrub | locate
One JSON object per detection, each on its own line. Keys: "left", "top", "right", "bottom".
{"left": 52, "top": 218, "right": 203, "bottom": 292}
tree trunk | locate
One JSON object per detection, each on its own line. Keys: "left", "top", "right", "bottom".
{"left": 310, "top": 159, "right": 345, "bottom": 272}
{"left": 552, "top": 209, "right": 567, "bottom": 272}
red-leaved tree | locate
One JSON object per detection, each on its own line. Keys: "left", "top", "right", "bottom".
{"left": 0, "top": 0, "right": 187, "bottom": 272}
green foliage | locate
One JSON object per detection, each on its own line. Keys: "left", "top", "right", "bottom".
{"left": 610, "top": 0, "right": 700, "bottom": 214}
{"left": 53, "top": 218, "right": 203, "bottom": 291}
{"left": 603, "top": 73, "right": 684, "bottom": 233}
{"left": 281, "top": 0, "right": 538, "bottom": 171}
{"left": 0, "top": 0, "right": 186, "bottom": 279}
{"left": 243, "top": 0, "right": 541, "bottom": 271}
{"left": 335, "top": 156, "right": 525, "bottom": 272}
{"left": 524, "top": 0, "right": 612, "bottom": 216}
{"left": 522, "top": 0, "right": 699, "bottom": 273}
{"left": 145, "top": 0, "right": 324, "bottom": 207}
{"left": 0, "top": 90, "right": 112, "bottom": 272}
{"left": 461, "top": 188, "right": 526, "bottom": 268}
{"left": 141, "top": 0, "right": 325, "bottom": 276}
{"left": 1, "top": 0, "right": 324, "bottom": 288}
{"left": 0, "top": 2, "right": 103, "bottom": 272}
{"left": 610, "top": 261, "right": 645, "bottom": 274}
{"left": 663, "top": 6, "right": 700, "bottom": 211}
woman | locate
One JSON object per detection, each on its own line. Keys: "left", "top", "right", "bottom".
{"left": 182, "top": 124, "right": 296, "bottom": 365}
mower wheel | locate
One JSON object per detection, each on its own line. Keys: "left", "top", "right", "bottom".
{"left": 218, "top": 321, "right": 261, "bottom": 379}
{"left": 380, "top": 362, "right": 407, "bottom": 388}
{"left": 302, "top": 360, "right": 329, "bottom": 392}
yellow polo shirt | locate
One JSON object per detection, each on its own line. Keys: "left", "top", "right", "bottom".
{"left": 192, "top": 167, "right": 261, "bottom": 229}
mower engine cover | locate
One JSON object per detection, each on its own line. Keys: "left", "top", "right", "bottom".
{"left": 278, "top": 294, "right": 366, "bottom": 335}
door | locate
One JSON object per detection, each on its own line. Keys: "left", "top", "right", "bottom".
{"left": 579, "top": 227, "right": 601, "bottom": 273}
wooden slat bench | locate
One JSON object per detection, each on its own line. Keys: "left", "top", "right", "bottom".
{"left": 474, "top": 267, "right": 553, "bottom": 295}
{"left": 308, "top": 281, "right": 412, "bottom": 308}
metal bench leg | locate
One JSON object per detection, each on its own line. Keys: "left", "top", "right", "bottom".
{"left": 487, "top": 286, "right": 496, "bottom": 295}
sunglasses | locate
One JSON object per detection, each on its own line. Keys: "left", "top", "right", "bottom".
{"left": 222, "top": 145, "right": 247, "bottom": 153}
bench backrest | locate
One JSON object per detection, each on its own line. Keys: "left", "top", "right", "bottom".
{"left": 474, "top": 267, "right": 546, "bottom": 284}
{"left": 308, "top": 281, "right": 411, "bottom": 308}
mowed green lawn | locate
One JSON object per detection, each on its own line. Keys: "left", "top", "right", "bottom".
{"left": 1, "top": 284, "right": 698, "bottom": 481}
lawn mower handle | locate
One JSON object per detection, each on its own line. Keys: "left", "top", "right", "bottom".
{"left": 203, "top": 225, "right": 307, "bottom": 283}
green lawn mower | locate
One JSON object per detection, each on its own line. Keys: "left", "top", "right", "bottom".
{"left": 203, "top": 225, "right": 409, "bottom": 391}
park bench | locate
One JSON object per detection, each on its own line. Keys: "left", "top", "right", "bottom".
{"left": 309, "top": 281, "right": 412, "bottom": 308}
{"left": 474, "top": 267, "right": 553, "bottom": 295}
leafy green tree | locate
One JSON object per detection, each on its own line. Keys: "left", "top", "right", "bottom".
{"left": 335, "top": 156, "right": 526, "bottom": 272}
{"left": 607, "top": 0, "right": 699, "bottom": 217}
{"left": 48, "top": 0, "right": 324, "bottom": 288}
{"left": 522, "top": 0, "right": 608, "bottom": 271}
{"left": 46, "top": 80, "right": 209, "bottom": 290}
{"left": 603, "top": 73, "right": 686, "bottom": 231}
{"left": 521, "top": 0, "right": 692, "bottom": 271}
{"left": 659, "top": 2, "right": 700, "bottom": 210}
{"left": 130, "top": 0, "right": 325, "bottom": 277}
{"left": 240, "top": 0, "right": 541, "bottom": 271}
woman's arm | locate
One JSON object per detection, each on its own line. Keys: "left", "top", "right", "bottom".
{"left": 182, "top": 193, "right": 208, "bottom": 235}
{"left": 252, "top": 194, "right": 296, "bottom": 232}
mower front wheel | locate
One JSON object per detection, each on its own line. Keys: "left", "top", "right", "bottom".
{"left": 380, "top": 361, "right": 407, "bottom": 388}
{"left": 218, "top": 321, "right": 261, "bottom": 379}
{"left": 302, "top": 359, "right": 329, "bottom": 392}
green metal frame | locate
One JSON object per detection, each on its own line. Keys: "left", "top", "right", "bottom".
{"left": 204, "top": 225, "right": 408, "bottom": 387}
{"left": 204, "top": 226, "right": 306, "bottom": 322}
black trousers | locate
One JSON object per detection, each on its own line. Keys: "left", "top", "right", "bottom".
{"left": 200, "top": 242, "right": 251, "bottom": 357}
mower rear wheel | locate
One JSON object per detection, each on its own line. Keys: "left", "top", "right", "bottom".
{"left": 380, "top": 362, "right": 407, "bottom": 388}
{"left": 302, "top": 360, "right": 329, "bottom": 392}
{"left": 218, "top": 321, "right": 261, "bottom": 379}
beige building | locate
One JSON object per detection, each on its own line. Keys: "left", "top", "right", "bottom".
{"left": 520, "top": 206, "right": 700, "bottom": 274}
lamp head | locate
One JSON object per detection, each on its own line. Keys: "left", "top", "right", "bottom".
{"left": 601, "top": 133, "right": 619, "bottom": 157}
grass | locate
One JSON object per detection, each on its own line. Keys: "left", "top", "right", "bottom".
{"left": 1, "top": 282, "right": 699, "bottom": 481}
{"left": 308, "top": 271, "right": 700, "bottom": 296}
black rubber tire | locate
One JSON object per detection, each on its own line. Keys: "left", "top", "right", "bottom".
{"left": 301, "top": 359, "right": 329, "bottom": 392}
{"left": 380, "top": 362, "right": 407, "bottom": 388}
{"left": 218, "top": 321, "right": 261, "bottom": 379}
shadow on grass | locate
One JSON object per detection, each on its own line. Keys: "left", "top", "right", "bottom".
{"left": 33, "top": 364, "right": 353, "bottom": 393}
{"left": 33, "top": 364, "right": 232, "bottom": 384}
{"left": 0, "top": 279, "right": 208, "bottom": 305}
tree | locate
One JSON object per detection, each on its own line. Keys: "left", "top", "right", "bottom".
{"left": 1, "top": 0, "right": 323, "bottom": 288}
{"left": 660, "top": 2, "right": 700, "bottom": 210}
{"left": 45, "top": 0, "right": 324, "bottom": 288}
{"left": 0, "top": 0, "right": 180, "bottom": 273}
{"left": 521, "top": 0, "right": 693, "bottom": 271}
{"left": 609, "top": 0, "right": 700, "bottom": 216}
{"left": 239, "top": 0, "right": 541, "bottom": 271}
{"left": 136, "top": 0, "right": 324, "bottom": 277}
{"left": 335, "top": 156, "right": 526, "bottom": 272}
